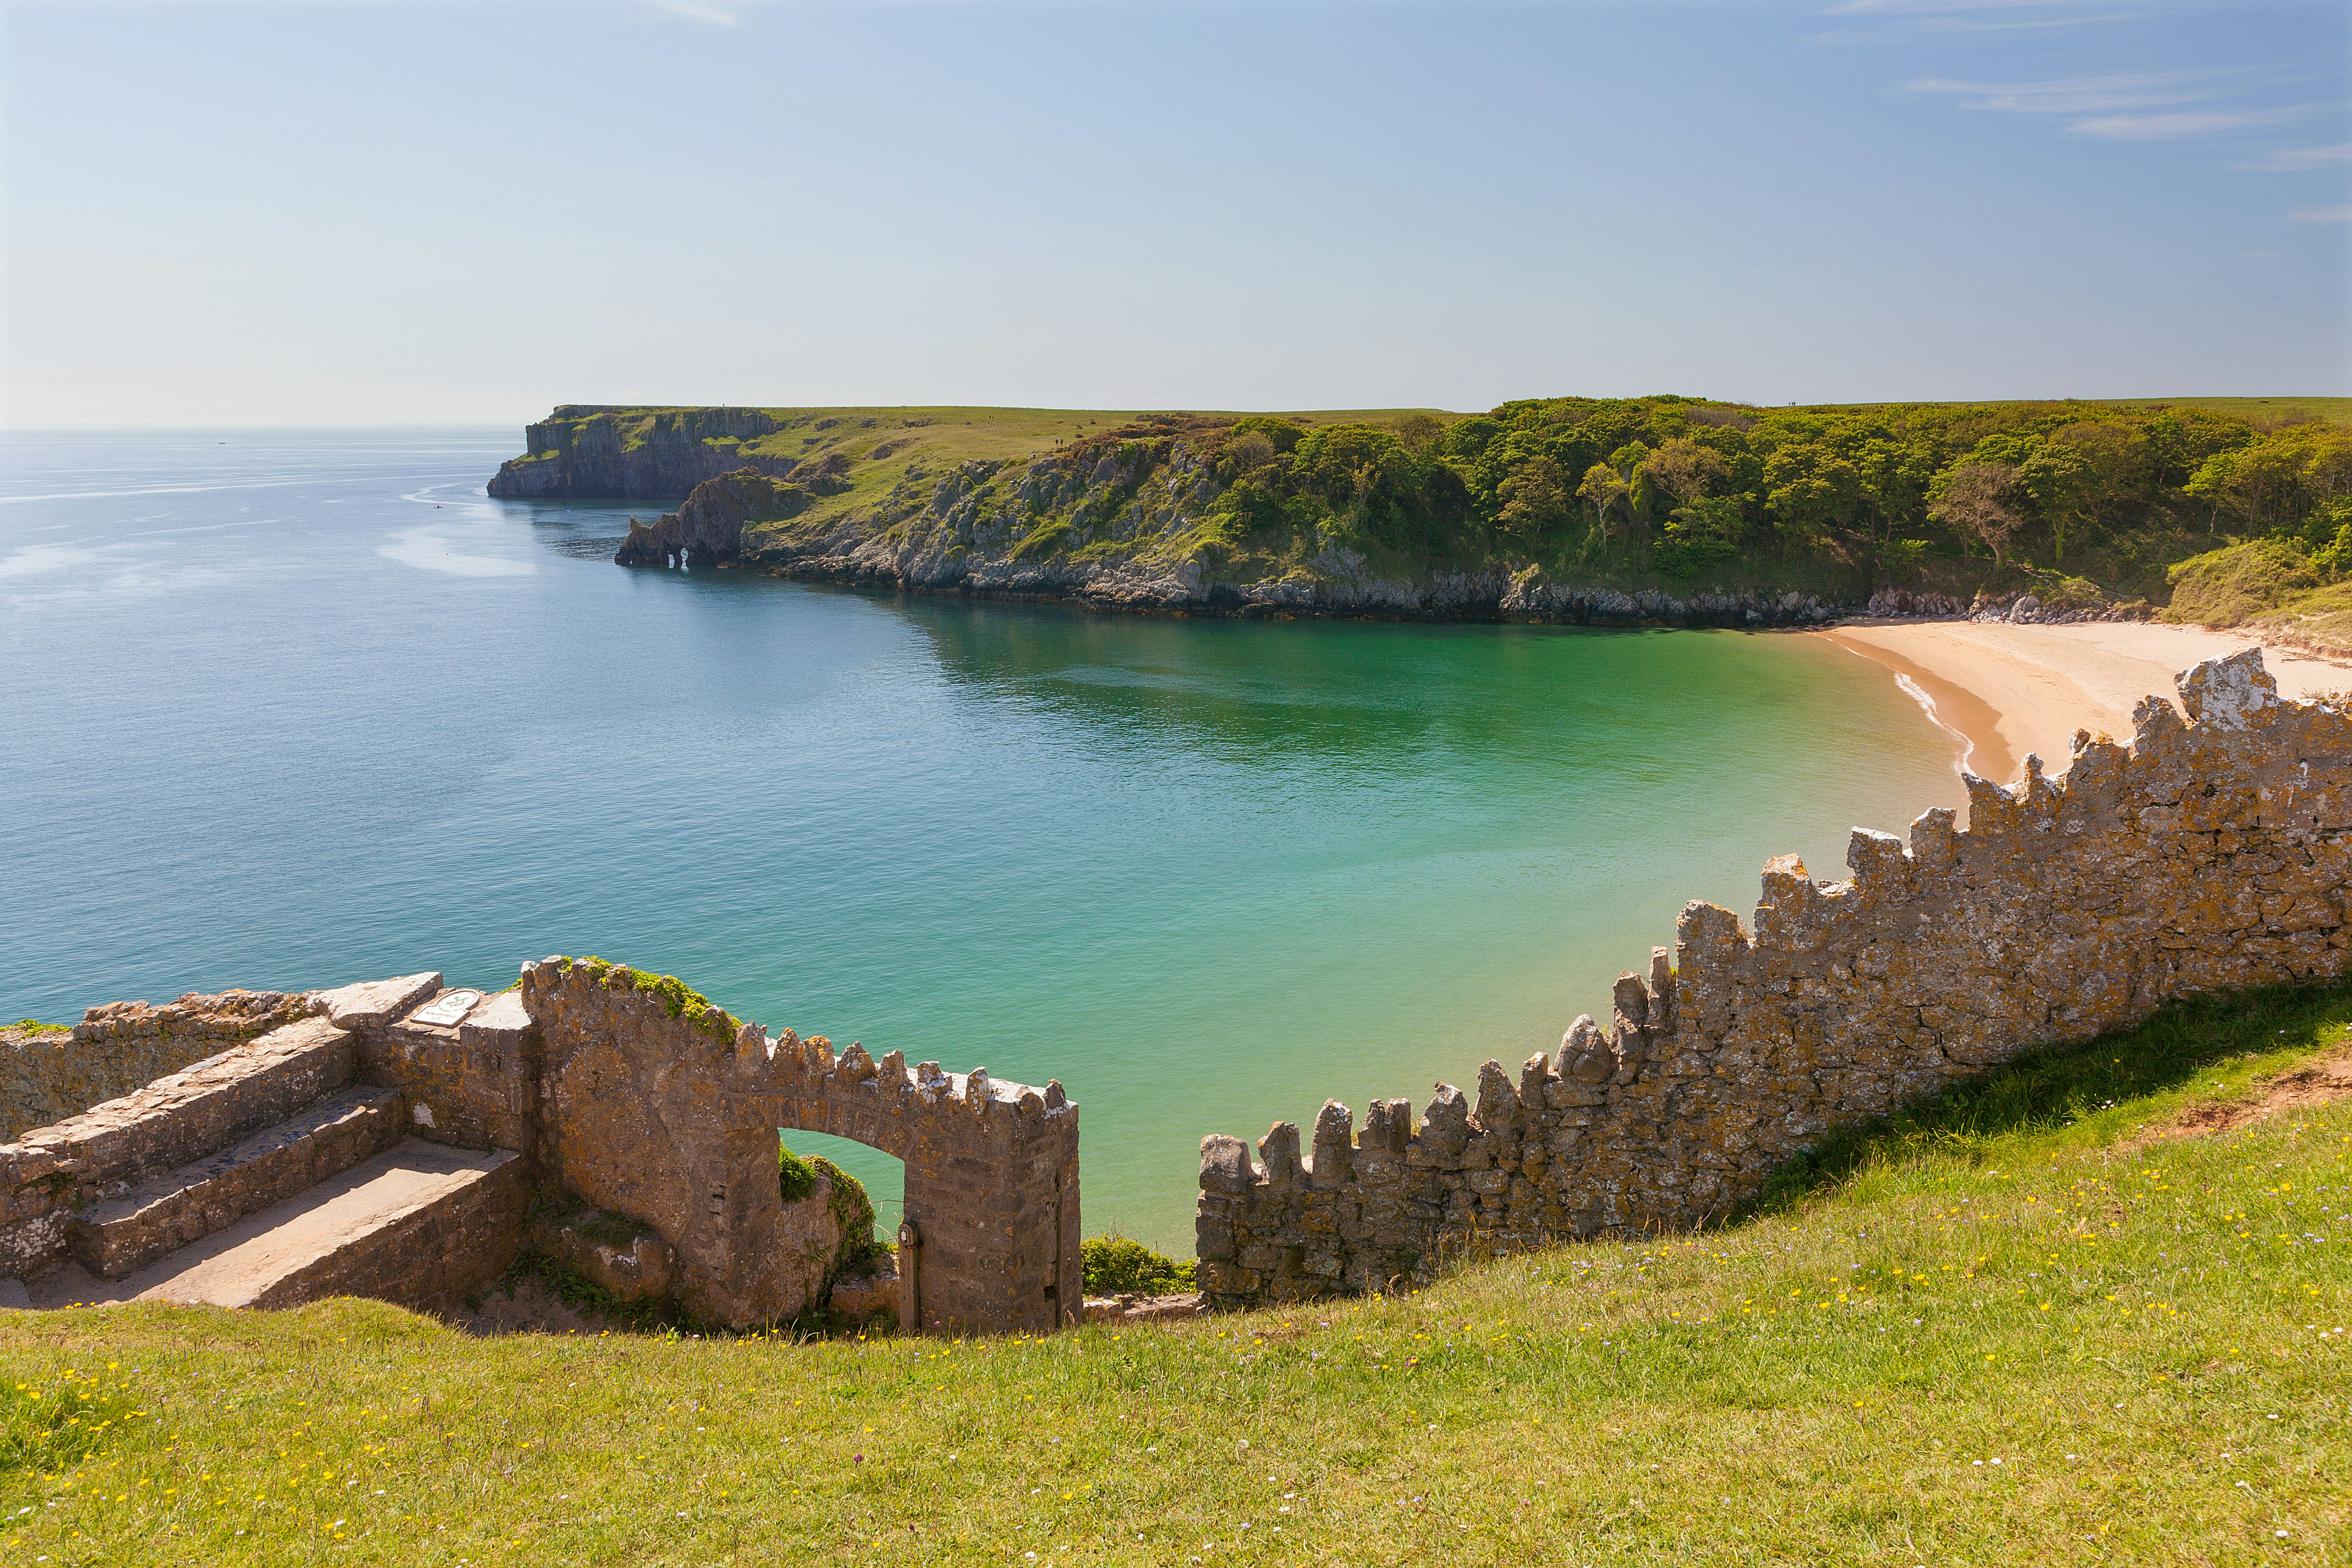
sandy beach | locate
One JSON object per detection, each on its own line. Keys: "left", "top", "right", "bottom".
{"left": 1817, "top": 621, "right": 2352, "bottom": 788}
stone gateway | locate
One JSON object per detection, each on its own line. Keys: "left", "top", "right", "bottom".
{"left": 2, "top": 958, "right": 1080, "bottom": 1334}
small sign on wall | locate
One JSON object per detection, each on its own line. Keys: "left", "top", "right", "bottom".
{"left": 409, "top": 989, "right": 484, "bottom": 1028}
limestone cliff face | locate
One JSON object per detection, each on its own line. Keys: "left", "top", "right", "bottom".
{"left": 489, "top": 407, "right": 802, "bottom": 500}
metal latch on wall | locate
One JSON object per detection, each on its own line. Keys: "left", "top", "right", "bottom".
{"left": 897, "top": 1220, "right": 920, "bottom": 1335}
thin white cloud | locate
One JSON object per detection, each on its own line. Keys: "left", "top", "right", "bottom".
{"left": 1906, "top": 72, "right": 2209, "bottom": 115}
{"left": 2239, "top": 143, "right": 2352, "bottom": 172}
{"left": 2072, "top": 106, "right": 2315, "bottom": 140}
{"left": 655, "top": 0, "right": 738, "bottom": 23}
{"left": 2291, "top": 204, "right": 2352, "bottom": 224}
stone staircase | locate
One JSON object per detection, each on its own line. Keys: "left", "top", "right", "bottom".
{"left": 68, "top": 1085, "right": 407, "bottom": 1279}
{"left": 1, "top": 972, "right": 532, "bottom": 1315}
{"left": 28, "top": 1141, "right": 523, "bottom": 1310}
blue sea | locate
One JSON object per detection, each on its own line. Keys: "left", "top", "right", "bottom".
{"left": 0, "top": 428, "right": 1962, "bottom": 1247}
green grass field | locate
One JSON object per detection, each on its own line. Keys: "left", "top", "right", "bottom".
{"left": 4, "top": 985, "right": 2348, "bottom": 1565}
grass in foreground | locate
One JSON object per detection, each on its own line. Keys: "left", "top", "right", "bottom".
{"left": 2, "top": 989, "right": 2348, "bottom": 1565}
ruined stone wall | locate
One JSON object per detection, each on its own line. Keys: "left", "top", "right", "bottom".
{"left": 522, "top": 957, "right": 1082, "bottom": 1333}
{"left": 0, "top": 1016, "right": 359, "bottom": 1277}
{"left": 1198, "top": 650, "right": 2352, "bottom": 1309}
{"left": 360, "top": 990, "right": 540, "bottom": 1157}
{"left": 3, "top": 991, "right": 316, "bottom": 1141}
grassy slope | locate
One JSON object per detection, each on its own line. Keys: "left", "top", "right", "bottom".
{"left": 5, "top": 989, "right": 2348, "bottom": 1564}
{"left": 2090, "top": 397, "right": 2352, "bottom": 430}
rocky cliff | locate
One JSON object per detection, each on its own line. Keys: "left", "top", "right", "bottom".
{"left": 489, "top": 406, "right": 803, "bottom": 500}
{"left": 612, "top": 469, "right": 826, "bottom": 568}
{"left": 638, "top": 454, "right": 1865, "bottom": 626}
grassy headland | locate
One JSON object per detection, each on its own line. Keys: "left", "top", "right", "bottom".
{"left": 5, "top": 983, "right": 2346, "bottom": 1564}
{"left": 515, "top": 396, "right": 2352, "bottom": 630}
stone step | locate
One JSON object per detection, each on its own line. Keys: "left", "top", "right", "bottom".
{"left": 69, "top": 1086, "right": 407, "bottom": 1279}
{"left": 28, "top": 1139, "right": 526, "bottom": 1313}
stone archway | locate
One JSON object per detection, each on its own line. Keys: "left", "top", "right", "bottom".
{"left": 523, "top": 958, "right": 1080, "bottom": 1333}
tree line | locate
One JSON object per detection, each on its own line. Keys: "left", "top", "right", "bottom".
{"left": 1190, "top": 396, "right": 2352, "bottom": 594}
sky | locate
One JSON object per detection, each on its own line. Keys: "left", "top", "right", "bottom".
{"left": 2, "top": 0, "right": 2346, "bottom": 426}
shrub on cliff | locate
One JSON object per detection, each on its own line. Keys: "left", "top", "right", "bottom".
{"left": 1080, "top": 1233, "right": 1194, "bottom": 1296}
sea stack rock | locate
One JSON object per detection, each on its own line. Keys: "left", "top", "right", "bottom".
{"left": 612, "top": 468, "right": 811, "bottom": 569}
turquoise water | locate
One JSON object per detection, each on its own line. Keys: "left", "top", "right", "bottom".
{"left": 0, "top": 430, "right": 1962, "bottom": 1249}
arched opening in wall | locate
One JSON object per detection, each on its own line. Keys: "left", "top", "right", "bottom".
{"left": 779, "top": 1127, "right": 902, "bottom": 1322}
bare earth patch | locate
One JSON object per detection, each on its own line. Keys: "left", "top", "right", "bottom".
{"left": 444, "top": 1276, "right": 611, "bottom": 1337}
{"left": 2125, "top": 1042, "right": 2352, "bottom": 1150}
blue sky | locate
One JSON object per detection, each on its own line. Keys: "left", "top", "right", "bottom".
{"left": 3, "top": 0, "right": 2345, "bottom": 425}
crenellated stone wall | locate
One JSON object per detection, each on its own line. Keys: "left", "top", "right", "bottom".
{"left": 1197, "top": 649, "right": 2352, "bottom": 1309}
{"left": 5, "top": 961, "right": 1081, "bottom": 1336}
{"left": 524, "top": 957, "right": 1082, "bottom": 1334}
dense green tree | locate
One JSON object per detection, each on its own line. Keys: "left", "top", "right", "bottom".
{"left": 1578, "top": 462, "right": 1630, "bottom": 537}
{"left": 2016, "top": 442, "right": 2094, "bottom": 567}
{"left": 1654, "top": 495, "right": 1746, "bottom": 577}
{"left": 1764, "top": 443, "right": 1864, "bottom": 545}
{"left": 1854, "top": 440, "right": 1936, "bottom": 543}
{"left": 1932, "top": 461, "right": 2025, "bottom": 570}
{"left": 2186, "top": 428, "right": 2352, "bottom": 535}
{"left": 1640, "top": 437, "right": 1730, "bottom": 508}
{"left": 1496, "top": 455, "right": 1573, "bottom": 548}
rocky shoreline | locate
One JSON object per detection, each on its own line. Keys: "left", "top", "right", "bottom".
{"left": 740, "top": 526, "right": 2156, "bottom": 633}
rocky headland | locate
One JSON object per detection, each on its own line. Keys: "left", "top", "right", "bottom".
{"left": 490, "top": 397, "right": 2347, "bottom": 630}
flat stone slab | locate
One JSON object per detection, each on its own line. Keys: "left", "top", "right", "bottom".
{"left": 458, "top": 989, "right": 530, "bottom": 1042}
{"left": 315, "top": 973, "right": 443, "bottom": 1032}
{"left": 27, "top": 1139, "right": 520, "bottom": 1310}
{"left": 408, "top": 989, "right": 484, "bottom": 1028}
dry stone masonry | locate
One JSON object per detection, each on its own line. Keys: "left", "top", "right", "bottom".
{"left": 2, "top": 959, "right": 1080, "bottom": 1334}
{"left": 2, "top": 990, "right": 316, "bottom": 1141}
{"left": 1197, "top": 650, "right": 2352, "bottom": 1309}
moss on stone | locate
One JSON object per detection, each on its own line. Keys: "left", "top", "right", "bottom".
{"left": 560, "top": 957, "right": 738, "bottom": 1042}
{"left": 777, "top": 1139, "right": 820, "bottom": 1204}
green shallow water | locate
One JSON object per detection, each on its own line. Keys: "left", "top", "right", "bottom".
{"left": 0, "top": 430, "right": 1962, "bottom": 1250}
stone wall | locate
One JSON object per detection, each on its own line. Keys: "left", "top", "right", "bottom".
{"left": 0, "top": 1016, "right": 360, "bottom": 1277}
{"left": 4, "top": 957, "right": 1082, "bottom": 1336}
{"left": 3, "top": 990, "right": 316, "bottom": 1141}
{"left": 358, "top": 987, "right": 540, "bottom": 1155}
{"left": 1197, "top": 650, "right": 2352, "bottom": 1309}
{"left": 232, "top": 1146, "right": 529, "bottom": 1315}
{"left": 523, "top": 957, "right": 1082, "bottom": 1333}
